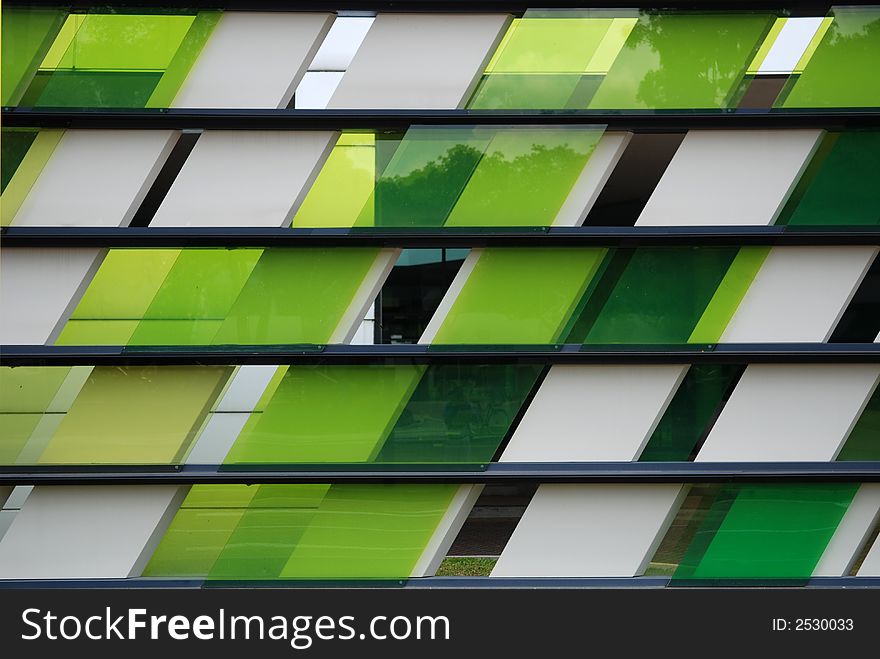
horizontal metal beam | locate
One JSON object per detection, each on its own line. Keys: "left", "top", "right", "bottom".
{"left": 4, "top": 108, "right": 879, "bottom": 131}
{"left": 3, "top": 226, "right": 879, "bottom": 248}
{"left": 4, "top": 344, "right": 879, "bottom": 366}
{"left": 0, "top": 462, "right": 878, "bottom": 486}
{"left": 0, "top": 2, "right": 847, "bottom": 15}
{"left": 2, "top": 344, "right": 878, "bottom": 367}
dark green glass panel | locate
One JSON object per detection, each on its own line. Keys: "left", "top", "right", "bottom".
{"left": 589, "top": 13, "right": 774, "bottom": 110}
{"left": 1, "top": 8, "right": 67, "bottom": 105}
{"left": 836, "top": 387, "right": 880, "bottom": 461}
{"left": 782, "top": 131, "right": 880, "bottom": 226}
{"left": 780, "top": 8, "right": 880, "bottom": 108}
{"left": 377, "top": 363, "right": 545, "bottom": 463}
{"left": 1, "top": 129, "right": 38, "bottom": 193}
{"left": 577, "top": 247, "right": 738, "bottom": 344}
{"left": 675, "top": 484, "right": 856, "bottom": 580}
{"left": 20, "top": 70, "right": 163, "bottom": 108}
{"left": 640, "top": 364, "right": 743, "bottom": 461}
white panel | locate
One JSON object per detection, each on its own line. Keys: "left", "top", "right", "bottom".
{"left": 294, "top": 71, "right": 344, "bottom": 109}
{"left": 329, "top": 13, "right": 510, "bottom": 109}
{"left": 329, "top": 249, "right": 399, "bottom": 344}
{"left": 814, "top": 484, "right": 880, "bottom": 576}
{"left": 0, "top": 248, "right": 103, "bottom": 344}
{"left": 0, "top": 486, "right": 186, "bottom": 579}
{"left": 492, "top": 484, "right": 686, "bottom": 577}
{"left": 172, "top": 12, "right": 334, "bottom": 108}
{"left": 758, "top": 18, "right": 825, "bottom": 74}
{"left": 411, "top": 485, "right": 484, "bottom": 577}
{"left": 2, "top": 486, "right": 33, "bottom": 510}
{"left": 184, "top": 413, "right": 250, "bottom": 465}
{"left": 349, "top": 319, "right": 375, "bottom": 345}
{"left": 637, "top": 130, "right": 822, "bottom": 226}
{"left": 12, "top": 130, "right": 177, "bottom": 227}
{"left": 553, "top": 132, "right": 632, "bottom": 227}
{"left": 0, "top": 511, "right": 16, "bottom": 543}
{"left": 214, "top": 366, "right": 278, "bottom": 412}
{"left": 501, "top": 365, "right": 687, "bottom": 462}
{"left": 308, "top": 16, "right": 374, "bottom": 70}
{"left": 697, "top": 364, "right": 880, "bottom": 462}
{"left": 857, "top": 529, "right": 880, "bottom": 576}
{"left": 721, "top": 247, "right": 878, "bottom": 342}
{"left": 151, "top": 130, "right": 336, "bottom": 227}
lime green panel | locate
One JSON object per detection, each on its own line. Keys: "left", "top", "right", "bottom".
{"left": 211, "top": 249, "right": 379, "bottom": 345}
{"left": 147, "top": 11, "right": 221, "bottom": 107}
{"left": 689, "top": 247, "right": 770, "bottom": 343}
{"left": 434, "top": 248, "right": 605, "bottom": 344}
{"left": 249, "top": 484, "right": 329, "bottom": 509}
{"left": 1, "top": 8, "right": 67, "bottom": 105}
{"left": 181, "top": 484, "right": 259, "bottom": 509}
{"left": 488, "top": 17, "right": 614, "bottom": 73}
{"left": 279, "top": 484, "right": 457, "bottom": 579}
{"left": 781, "top": 8, "right": 880, "bottom": 108}
{"left": 0, "top": 414, "right": 43, "bottom": 464}
{"left": 0, "top": 366, "right": 69, "bottom": 413}
{"left": 37, "top": 366, "right": 229, "bottom": 464}
{"left": 56, "top": 320, "right": 141, "bottom": 346}
{"left": 224, "top": 365, "right": 424, "bottom": 464}
{"left": 1, "top": 129, "right": 65, "bottom": 227}
{"left": 589, "top": 13, "right": 774, "bottom": 109}
{"left": 293, "top": 134, "right": 375, "bottom": 228}
{"left": 684, "top": 484, "right": 857, "bottom": 579}
{"left": 209, "top": 508, "right": 317, "bottom": 579}
{"left": 143, "top": 508, "right": 244, "bottom": 577}
{"left": 444, "top": 127, "right": 603, "bottom": 227}
{"left": 128, "top": 249, "right": 262, "bottom": 345}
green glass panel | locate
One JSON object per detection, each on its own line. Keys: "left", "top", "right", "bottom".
{"left": 23, "top": 70, "right": 165, "bottom": 107}
{"left": 780, "top": 8, "right": 880, "bottom": 108}
{"left": 128, "top": 249, "right": 262, "bottom": 346}
{"left": 377, "top": 364, "right": 544, "bottom": 463}
{"left": 250, "top": 484, "right": 329, "bottom": 509}
{"left": 676, "top": 484, "right": 857, "bottom": 580}
{"left": 1, "top": 129, "right": 65, "bottom": 227}
{"left": 782, "top": 131, "right": 880, "bottom": 226}
{"left": 223, "top": 365, "right": 425, "bottom": 464}
{"left": 469, "top": 74, "right": 592, "bottom": 110}
{"left": 434, "top": 248, "right": 606, "bottom": 344}
{"left": 279, "top": 484, "right": 456, "bottom": 579}
{"left": 0, "top": 414, "right": 43, "bottom": 464}
{"left": 36, "top": 366, "right": 230, "bottom": 464}
{"left": 368, "top": 127, "right": 492, "bottom": 228}
{"left": 1, "top": 8, "right": 67, "bottom": 105}
{"left": 147, "top": 11, "right": 221, "bottom": 107}
{"left": 1, "top": 129, "right": 39, "bottom": 193}
{"left": 836, "top": 387, "right": 880, "bottom": 461}
{"left": 444, "top": 127, "right": 603, "bottom": 227}
{"left": 588, "top": 13, "right": 774, "bottom": 109}
{"left": 293, "top": 134, "right": 376, "bottom": 228}
{"left": 0, "top": 366, "right": 69, "bottom": 413}
{"left": 578, "top": 247, "right": 738, "bottom": 344}
{"left": 639, "top": 365, "right": 742, "bottom": 461}
{"left": 143, "top": 508, "right": 244, "bottom": 577}
{"left": 211, "top": 249, "right": 379, "bottom": 345}
{"left": 181, "top": 484, "right": 259, "bottom": 509}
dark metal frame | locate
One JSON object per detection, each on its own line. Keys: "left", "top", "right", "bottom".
{"left": 3, "top": 343, "right": 879, "bottom": 366}
{"left": 5, "top": 108, "right": 880, "bottom": 131}
{"left": 3, "top": 225, "right": 879, "bottom": 247}
{"left": 1, "top": 462, "right": 878, "bottom": 485}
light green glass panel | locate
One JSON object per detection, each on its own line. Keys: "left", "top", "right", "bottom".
{"left": 279, "top": 484, "right": 456, "bottom": 579}
{"left": 0, "top": 414, "right": 43, "bottom": 464}
{"left": 56, "top": 320, "right": 141, "bottom": 346}
{"left": 780, "top": 8, "right": 880, "bottom": 108}
{"left": 1, "top": 8, "right": 67, "bottom": 105}
{"left": 434, "top": 248, "right": 606, "bottom": 344}
{"left": 249, "top": 484, "right": 329, "bottom": 508}
{"left": 224, "top": 365, "right": 425, "bottom": 464}
{"left": 366, "top": 127, "right": 492, "bottom": 228}
{"left": 181, "top": 484, "right": 258, "bottom": 509}
{"left": 0, "top": 366, "right": 69, "bottom": 413}
{"left": 147, "top": 11, "right": 221, "bottom": 107}
{"left": 211, "top": 249, "right": 379, "bottom": 345}
{"left": 36, "top": 366, "right": 230, "bottom": 464}
{"left": 128, "top": 249, "right": 262, "bottom": 346}
{"left": 681, "top": 484, "right": 857, "bottom": 579}
{"left": 293, "top": 134, "right": 376, "bottom": 228}
{"left": 589, "top": 13, "right": 774, "bottom": 109}
{"left": 143, "top": 508, "right": 244, "bottom": 577}
{"left": 445, "top": 127, "right": 603, "bottom": 226}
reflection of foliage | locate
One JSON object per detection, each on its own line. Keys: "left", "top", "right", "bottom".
{"left": 374, "top": 141, "right": 588, "bottom": 226}
{"left": 624, "top": 12, "right": 772, "bottom": 108}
